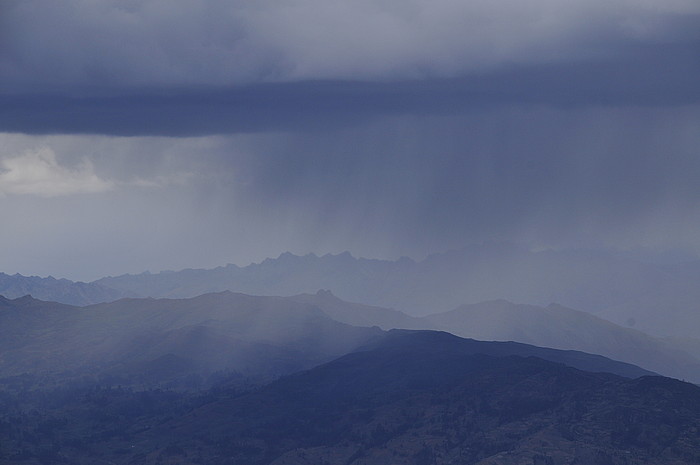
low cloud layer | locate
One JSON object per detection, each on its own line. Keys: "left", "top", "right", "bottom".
{"left": 0, "top": 146, "right": 113, "bottom": 197}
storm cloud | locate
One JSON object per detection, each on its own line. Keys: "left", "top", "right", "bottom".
{"left": 1, "top": 0, "right": 699, "bottom": 279}
{"left": 2, "top": 0, "right": 700, "bottom": 136}
{"left": 3, "top": 0, "right": 700, "bottom": 91}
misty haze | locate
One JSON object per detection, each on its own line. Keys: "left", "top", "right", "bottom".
{"left": 1, "top": 1, "right": 700, "bottom": 464}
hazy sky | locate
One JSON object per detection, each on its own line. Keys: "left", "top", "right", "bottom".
{"left": 1, "top": 0, "right": 700, "bottom": 280}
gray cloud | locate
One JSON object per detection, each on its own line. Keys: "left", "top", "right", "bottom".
{"left": 2, "top": 0, "right": 699, "bottom": 90}
{"left": 0, "top": 133, "right": 250, "bottom": 279}
{"left": 0, "top": 146, "right": 114, "bottom": 197}
{"left": 1, "top": 1, "right": 699, "bottom": 279}
{"left": 3, "top": 49, "right": 700, "bottom": 137}
{"left": 1, "top": 100, "right": 700, "bottom": 280}
{"left": 2, "top": 0, "right": 698, "bottom": 137}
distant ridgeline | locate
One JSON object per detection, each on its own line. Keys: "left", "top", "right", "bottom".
{"left": 4, "top": 249, "right": 700, "bottom": 385}
{"left": 4, "top": 246, "right": 700, "bottom": 339}
{"left": 0, "top": 272, "right": 126, "bottom": 306}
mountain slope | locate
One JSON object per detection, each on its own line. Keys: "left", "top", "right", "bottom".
{"left": 282, "top": 293, "right": 700, "bottom": 383}
{"left": 126, "top": 330, "right": 700, "bottom": 465}
{"left": 3, "top": 330, "right": 694, "bottom": 465}
{"left": 421, "top": 300, "right": 700, "bottom": 383}
{"left": 289, "top": 289, "right": 422, "bottom": 330}
{"left": 0, "top": 292, "right": 658, "bottom": 389}
{"left": 0, "top": 292, "right": 383, "bottom": 388}
{"left": 6, "top": 287, "right": 697, "bottom": 384}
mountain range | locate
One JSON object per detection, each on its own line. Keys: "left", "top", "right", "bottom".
{"left": 0, "top": 292, "right": 383, "bottom": 389}
{"left": 3, "top": 247, "right": 700, "bottom": 463}
{"left": 3, "top": 286, "right": 700, "bottom": 385}
{"left": 93, "top": 245, "right": 700, "bottom": 340}
{"left": 0, "top": 272, "right": 126, "bottom": 307}
{"left": 3, "top": 245, "right": 700, "bottom": 339}
{"left": 0, "top": 292, "right": 659, "bottom": 388}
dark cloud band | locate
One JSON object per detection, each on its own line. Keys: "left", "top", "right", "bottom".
{"left": 2, "top": 40, "right": 699, "bottom": 136}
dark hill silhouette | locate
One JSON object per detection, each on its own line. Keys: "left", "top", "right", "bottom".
{"left": 286, "top": 291, "right": 700, "bottom": 383}
{"left": 135, "top": 330, "right": 700, "bottom": 465}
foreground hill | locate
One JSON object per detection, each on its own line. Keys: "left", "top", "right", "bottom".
{"left": 137, "top": 331, "right": 700, "bottom": 465}
{"left": 91, "top": 245, "right": 700, "bottom": 338}
{"left": 5, "top": 330, "right": 693, "bottom": 465}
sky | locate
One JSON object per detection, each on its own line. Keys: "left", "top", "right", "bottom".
{"left": 1, "top": 0, "right": 700, "bottom": 281}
